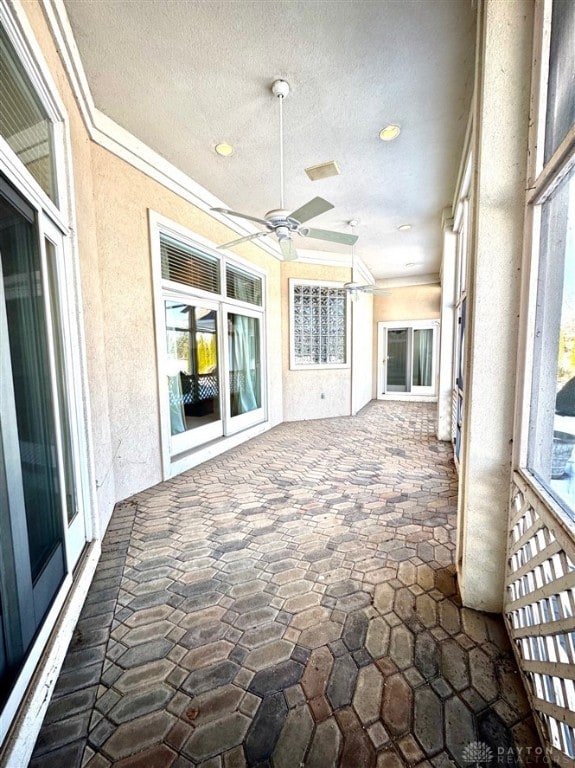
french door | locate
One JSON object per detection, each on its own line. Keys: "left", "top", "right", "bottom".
{"left": 225, "top": 306, "right": 264, "bottom": 435}
{"left": 0, "top": 178, "right": 85, "bottom": 709}
{"left": 377, "top": 321, "right": 439, "bottom": 398}
{"left": 163, "top": 293, "right": 264, "bottom": 456}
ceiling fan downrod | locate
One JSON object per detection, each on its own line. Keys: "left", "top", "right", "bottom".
{"left": 271, "top": 79, "right": 290, "bottom": 211}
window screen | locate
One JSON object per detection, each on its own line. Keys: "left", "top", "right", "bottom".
{"left": 544, "top": 0, "right": 575, "bottom": 163}
{"left": 160, "top": 235, "right": 220, "bottom": 294}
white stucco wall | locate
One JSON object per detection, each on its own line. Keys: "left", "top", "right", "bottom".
{"left": 352, "top": 291, "right": 374, "bottom": 415}
{"left": 457, "top": 0, "right": 533, "bottom": 612}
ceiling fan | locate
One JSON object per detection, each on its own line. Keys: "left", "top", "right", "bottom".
{"left": 212, "top": 79, "right": 358, "bottom": 261}
{"left": 344, "top": 220, "right": 391, "bottom": 297}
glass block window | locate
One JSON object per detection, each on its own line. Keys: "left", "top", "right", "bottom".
{"left": 291, "top": 283, "right": 347, "bottom": 366}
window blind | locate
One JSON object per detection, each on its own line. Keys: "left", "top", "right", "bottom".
{"left": 160, "top": 236, "right": 220, "bottom": 294}
{"left": 226, "top": 264, "right": 262, "bottom": 306}
{"left": 0, "top": 25, "right": 55, "bottom": 202}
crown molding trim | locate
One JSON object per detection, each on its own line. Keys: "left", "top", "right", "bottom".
{"left": 41, "top": 0, "right": 283, "bottom": 260}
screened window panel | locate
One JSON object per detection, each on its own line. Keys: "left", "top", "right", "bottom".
{"left": 528, "top": 165, "right": 575, "bottom": 522}
{"left": 292, "top": 284, "right": 346, "bottom": 365}
{"left": 0, "top": 25, "right": 55, "bottom": 202}
{"left": 226, "top": 264, "right": 262, "bottom": 306}
{"left": 160, "top": 236, "right": 220, "bottom": 294}
{"left": 544, "top": 0, "right": 575, "bottom": 163}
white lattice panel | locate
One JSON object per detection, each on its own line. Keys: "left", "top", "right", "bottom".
{"left": 505, "top": 474, "right": 575, "bottom": 765}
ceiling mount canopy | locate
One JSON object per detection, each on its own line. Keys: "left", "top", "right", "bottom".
{"left": 212, "top": 78, "right": 358, "bottom": 261}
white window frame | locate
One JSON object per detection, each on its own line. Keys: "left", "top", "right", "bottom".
{"left": 514, "top": 0, "right": 575, "bottom": 529}
{"left": 289, "top": 278, "right": 351, "bottom": 370}
{"left": 149, "top": 211, "right": 268, "bottom": 479}
{"left": 451, "top": 151, "right": 473, "bottom": 464}
{"left": 0, "top": 1, "right": 96, "bottom": 753}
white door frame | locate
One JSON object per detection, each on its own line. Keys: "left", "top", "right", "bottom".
{"left": 377, "top": 319, "right": 440, "bottom": 401}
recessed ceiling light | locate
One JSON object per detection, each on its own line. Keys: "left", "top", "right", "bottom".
{"left": 215, "top": 142, "right": 234, "bottom": 157}
{"left": 398, "top": 224, "right": 412, "bottom": 231}
{"left": 379, "top": 124, "right": 401, "bottom": 141}
{"left": 405, "top": 262, "right": 419, "bottom": 268}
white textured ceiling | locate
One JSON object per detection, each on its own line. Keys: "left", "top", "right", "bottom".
{"left": 62, "top": 0, "right": 476, "bottom": 282}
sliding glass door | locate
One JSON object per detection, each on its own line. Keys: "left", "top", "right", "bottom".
{"left": 378, "top": 321, "right": 438, "bottom": 398}
{"left": 0, "top": 180, "right": 83, "bottom": 707}
{"left": 226, "top": 309, "right": 263, "bottom": 434}
{"left": 165, "top": 298, "right": 223, "bottom": 453}
{"left": 163, "top": 298, "right": 265, "bottom": 454}
{"left": 155, "top": 224, "right": 266, "bottom": 471}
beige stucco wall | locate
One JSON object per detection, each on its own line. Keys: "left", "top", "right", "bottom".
{"left": 374, "top": 284, "right": 441, "bottom": 322}
{"left": 281, "top": 262, "right": 352, "bottom": 421}
{"left": 89, "top": 146, "right": 282, "bottom": 503}
{"left": 372, "top": 284, "right": 441, "bottom": 397}
{"left": 21, "top": 0, "right": 283, "bottom": 526}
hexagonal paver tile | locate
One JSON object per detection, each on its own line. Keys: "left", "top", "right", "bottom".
{"left": 244, "top": 639, "right": 294, "bottom": 672}
{"left": 381, "top": 673, "right": 412, "bottom": 736}
{"left": 299, "top": 621, "right": 344, "bottom": 649}
{"left": 183, "top": 712, "right": 251, "bottom": 762}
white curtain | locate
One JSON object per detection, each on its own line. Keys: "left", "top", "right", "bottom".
{"left": 414, "top": 329, "right": 433, "bottom": 386}
{"left": 229, "top": 313, "right": 259, "bottom": 416}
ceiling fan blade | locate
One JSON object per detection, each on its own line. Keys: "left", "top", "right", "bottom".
{"left": 218, "top": 232, "right": 267, "bottom": 249}
{"left": 279, "top": 237, "right": 298, "bottom": 261}
{"left": 344, "top": 282, "right": 391, "bottom": 296}
{"left": 304, "top": 227, "right": 358, "bottom": 246}
{"left": 211, "top": 207, "right": 270, "bottom": 227}
{"left": 353, "top": 285, "right": 392, "bottom": 295}
{"left": 289, "top": 197, "right": 334, "bottom": 224}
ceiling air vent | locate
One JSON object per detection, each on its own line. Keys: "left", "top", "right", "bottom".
{"left": 305, "top": 160, "right": 340, "bottom": 181}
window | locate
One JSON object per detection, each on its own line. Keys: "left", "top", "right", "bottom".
{"left": 153, "top": 221, "right": 266, "bottom": 470}
{"left": 290, "top": 280, "right": 348, "bottom": 368}
{"left": 0, "top": 24, "right": 56, "bottom": 202}
{"left": 525, "top": 0, "right": 575, "bottom": 524}
{"left": 161, "top": 235, "right": 220, "bottom": 293}
{"left": 452, "top": 153, "right": 472, "bottom": 465}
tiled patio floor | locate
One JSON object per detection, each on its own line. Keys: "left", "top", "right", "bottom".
{"left": 30, "top": 401, "right": 540, "bottom": 767}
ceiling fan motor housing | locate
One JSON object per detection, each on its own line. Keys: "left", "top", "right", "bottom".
{"left": 265, "top": 209, "right": 301, "bottom": 234}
